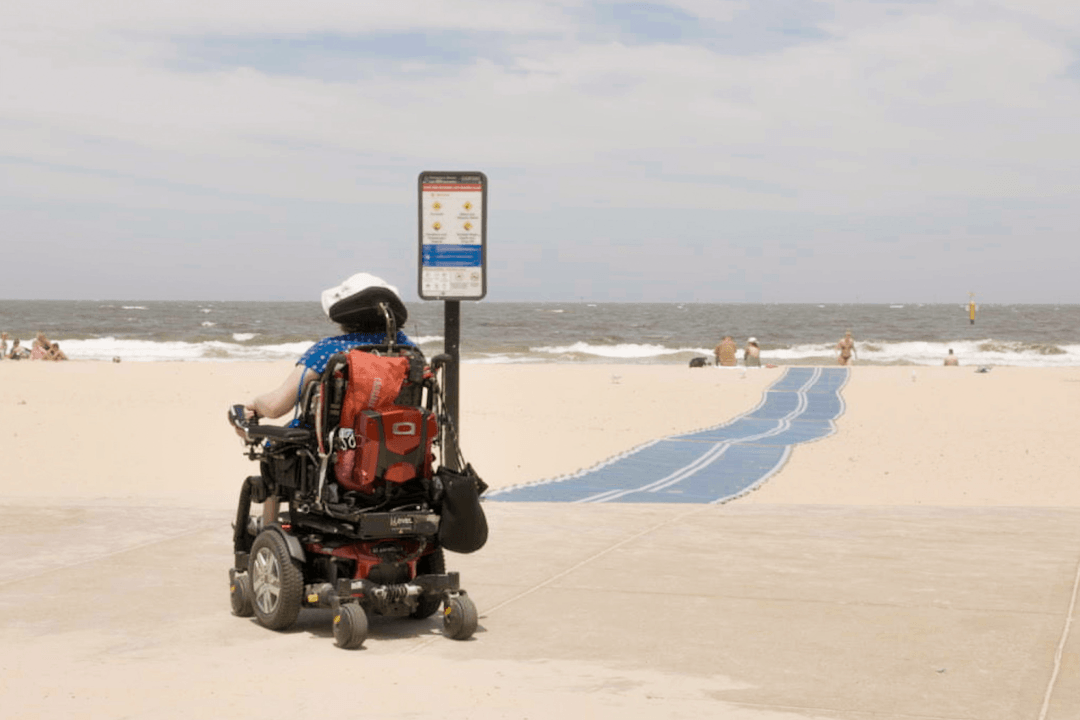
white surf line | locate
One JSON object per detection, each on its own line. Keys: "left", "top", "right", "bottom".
{"left": 1037, "top": 551, "right": 1080, "bottom": 720}
{"left": 590, "top": 368, "right": 825, "bottom": 503}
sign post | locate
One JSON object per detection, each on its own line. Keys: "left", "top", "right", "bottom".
{"left": 418, "top": 171, "right": 487, "bottom": 470}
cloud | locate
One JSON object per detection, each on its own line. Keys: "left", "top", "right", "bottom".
{"left": 2, "top": 0, "right": 1079, "bottom": 300}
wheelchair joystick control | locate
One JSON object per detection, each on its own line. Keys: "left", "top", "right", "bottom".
{"left": 228, "top": 405, "right": 246, "bottom": 428}
{"left": 229, "top": 404, "right": 259, "bottom": 430}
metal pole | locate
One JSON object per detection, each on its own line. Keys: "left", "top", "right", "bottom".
{"left": 444, "top": 300, "right": 461, "bottom": 470}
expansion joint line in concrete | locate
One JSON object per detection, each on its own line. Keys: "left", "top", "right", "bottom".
{"left": 0, "top": 523, "right": 215, "bottom": 588}
{"left": 403, "top": 504, "right": 716, "bottom": 654}
{"left": 1037, "top": 550, "right": 1080, "bottom": 720}
{"left": 725, "top": 700, "right": 975, "bottom": 720}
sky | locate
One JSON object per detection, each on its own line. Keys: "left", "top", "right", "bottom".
{"left": 2, "top": 0, "right": 1079, "bottom": 303}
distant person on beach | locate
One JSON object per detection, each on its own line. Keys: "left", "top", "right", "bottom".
{"left": 7, "top": 339, "right": 29, "bottom": 360}
{"left": 714, "top": 336, "right": 738, "bottom": 367}
{"left": 234, "top": 273, "right": 414, "bottom": 424}
{"left": 744, "top": 338, "right": 761, "bottom": 367}
{"left": 35, "top": 333, "right": 58, "bottom": 360}
{"left": 30, "top": 339, "right": 49, "bottom": 360}
{"left": 944, "top": 349, "right": 959, "bottom": 366}
{"left": 48, "top": 343, "right": 69, "bottom": 361}
{"left": 0, "top": 332, "right": 7, "bottom": 360}
{"left": 836, "top": 331, "right": 856, "bottom": 366}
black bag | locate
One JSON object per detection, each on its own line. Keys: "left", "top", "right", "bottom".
{"left": 436, "top": 464, "right": 488, "bottom": 554}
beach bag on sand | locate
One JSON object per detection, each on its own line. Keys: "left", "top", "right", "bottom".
{"left": 436, "top": 463, "right": 489, "bottom": 554}
{"left": 332, "top": 351, "right": 436, "bottom": 494}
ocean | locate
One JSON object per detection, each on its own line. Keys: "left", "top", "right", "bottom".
{"left": 2, "top": 300, "right": 1079, "bottom": 367}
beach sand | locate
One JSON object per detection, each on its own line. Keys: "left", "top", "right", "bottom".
{"left": 1, "top": 361, "right": 1078, "bottom": 718}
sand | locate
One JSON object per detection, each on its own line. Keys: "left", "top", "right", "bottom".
{"left": 1, "top": 361, "right": 1079, "bottom": 719}
{"left": 742, "top": 365, "right": 1080, "bottom": 507}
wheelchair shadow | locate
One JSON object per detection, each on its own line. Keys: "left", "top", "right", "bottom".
{"left": 251, "top": 608, "right": 488, "bottom": 648}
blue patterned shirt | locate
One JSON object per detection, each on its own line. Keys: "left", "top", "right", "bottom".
{"left": 297, "top": 331, "right": 415, "bottom": 375}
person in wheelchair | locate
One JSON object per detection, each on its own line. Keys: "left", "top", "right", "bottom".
{"left": 231, "top": 272, "right": 418, "bottom": 527}
{"left": 239, "top": 273, "right": 416, "bottom": 423}
{"left": 226, "top": 272, "right": 485, "bottom": 648}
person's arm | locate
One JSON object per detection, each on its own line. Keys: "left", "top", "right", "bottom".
{"left": 248, "top": 365, "right": 317, "bottom": 419}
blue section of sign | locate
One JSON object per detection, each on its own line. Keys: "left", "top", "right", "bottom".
{"left": 422, "top": 244, "right": 482, "bottom": 267}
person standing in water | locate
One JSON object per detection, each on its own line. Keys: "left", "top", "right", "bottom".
{"left": 836, "top": 331, "right": 856, "bottom": 366}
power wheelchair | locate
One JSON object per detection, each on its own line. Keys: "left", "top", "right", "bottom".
{"left": 227, "top": 317, "right": 486, "bottom": 649}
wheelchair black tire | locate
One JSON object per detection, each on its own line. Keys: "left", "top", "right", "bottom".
{"left": 333, "top": 603, "right": 368, "bottom": 650}
{"left": 410, "top": 548, "right": 446, "bottom": 619}
{"left": 249, "top": 530, "right": 303, "bottom": 631}
{"left": 443, "top": 594, "right": 478, "bottom": 641}
{"left": 230, "top": 572, "right": 254, "bottom": 617}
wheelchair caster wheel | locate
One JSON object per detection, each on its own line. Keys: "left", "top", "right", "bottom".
{"left": 230, "top": 572, "right": 254, "bottom": 617}
{"left": 443, "top": 594, "right": 478, "bottom": 641}
{"left": 334, "top": 603, "right": 368, "bottom": 649}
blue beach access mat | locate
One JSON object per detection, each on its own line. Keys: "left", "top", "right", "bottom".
{"left": 487, "top": 366, "right": 850, "bottom": 504}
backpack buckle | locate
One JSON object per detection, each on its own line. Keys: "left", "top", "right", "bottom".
{"left": 335, "top": 428, "right": 357, "bottom": 450}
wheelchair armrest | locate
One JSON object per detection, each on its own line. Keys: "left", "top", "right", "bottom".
{"left": 245, "top": 425, "right": 314, "bottom": 443}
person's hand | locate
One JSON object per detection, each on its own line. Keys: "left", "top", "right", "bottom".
{"left": 228, "top": 404, "right": 256, "bottom": 439}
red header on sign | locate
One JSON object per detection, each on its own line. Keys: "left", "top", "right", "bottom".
{"left": 422, "top": 183, "right": 483, "bottom": 192}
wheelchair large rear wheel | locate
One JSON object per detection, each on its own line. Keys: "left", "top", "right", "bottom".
{"left": 249, "top": 530, "right": 303, "bottom": 631}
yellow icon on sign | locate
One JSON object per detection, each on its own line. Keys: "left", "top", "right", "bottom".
{"left": 463, "top": 222, "right": 473, "bottom": 231}
{"left": 432, "top": 222, "right": 442, "bottom": 231}
{"left": 463, "top": 201, "right": 473, "bottom": 211}
{"left": 432, "top": 201, "right": 442, "bottom": 211}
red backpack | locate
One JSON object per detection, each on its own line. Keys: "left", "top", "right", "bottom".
{"left": 329, "top": 350, "right": 437, "bottom": 495}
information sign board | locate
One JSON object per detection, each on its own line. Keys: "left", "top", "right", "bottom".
{"left": 418, "top": 171, "right": 487, "bottom": 300}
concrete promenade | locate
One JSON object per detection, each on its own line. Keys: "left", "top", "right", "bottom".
{"left": 1, "top": 500, "right": 1077, "bottom": 719}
